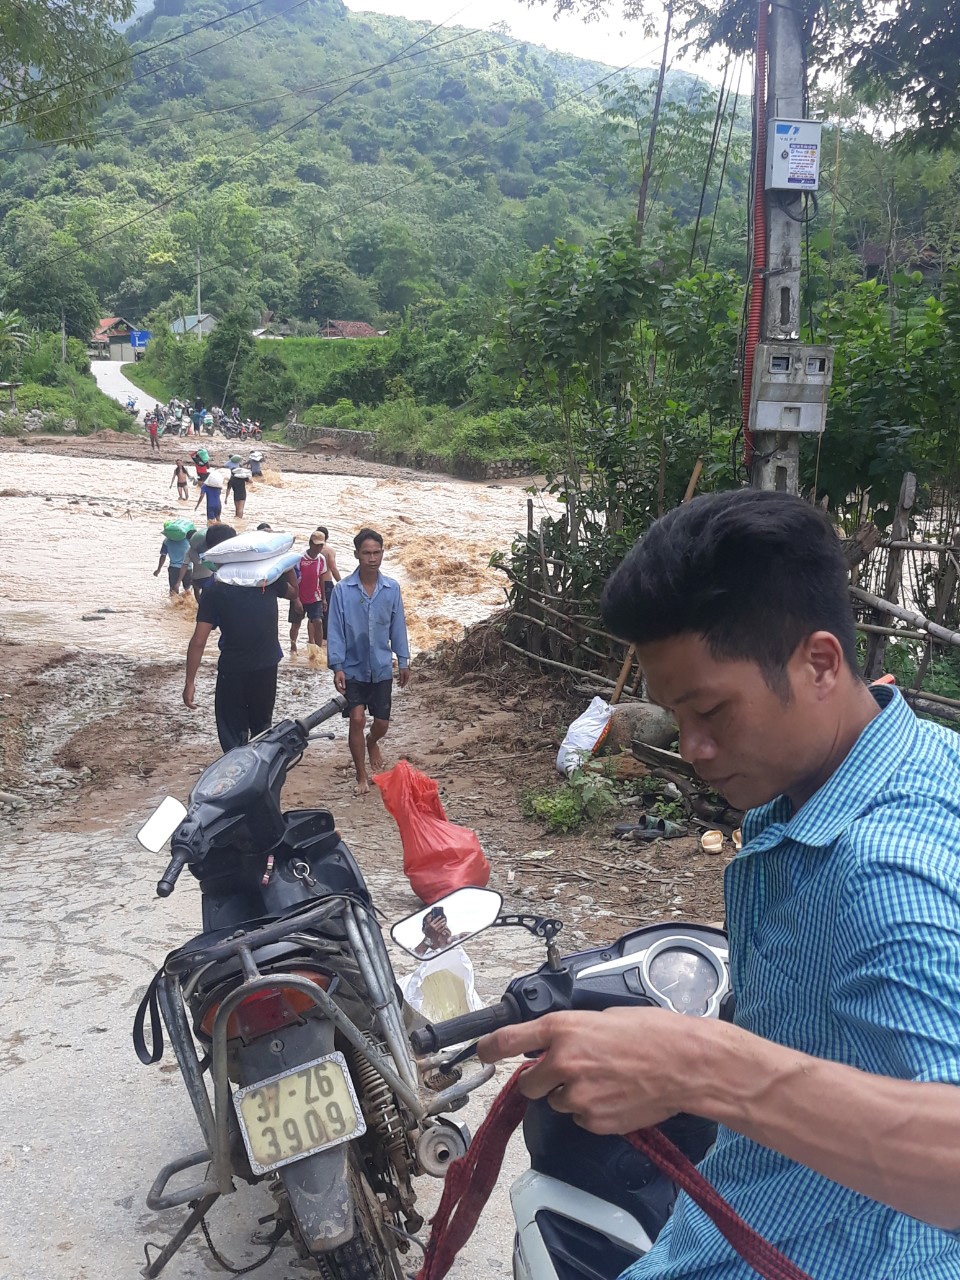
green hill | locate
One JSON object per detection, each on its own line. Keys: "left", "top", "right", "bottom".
{"left": 0, "top": 0, "right": 722, "bottom": 326}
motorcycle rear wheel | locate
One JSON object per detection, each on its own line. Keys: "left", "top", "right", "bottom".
{"left": 309, "top": 1166, "right": 403, "bottom": 1280}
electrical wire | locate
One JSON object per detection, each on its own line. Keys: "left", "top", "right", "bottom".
{"left": 149, "top": 33, "right": 669, "bottom": 304}
{"left": 0, "top": 0, "right": 317, "bottom": 139}
{"left": 0, "top": 27, "right": 512, "bottom": 160}
{"left": 6, "top": 0, "right": 282, "bottom": 115}
{"left": 703, "top": 55, "right": 744, "bottom": 271}
{"left": 689, "top": 56, "right": 730, "bottom": 270}
{"left": 22, "top": 5, "right": 476, "bottom": 274}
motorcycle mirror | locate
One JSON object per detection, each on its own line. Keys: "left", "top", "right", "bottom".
{"left": 137, "top": 796, "right": 188, "bottom": 853}
{"left": 391, "top": 887, "right": 503, "bottom": 960}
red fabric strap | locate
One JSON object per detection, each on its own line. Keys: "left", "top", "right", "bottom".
{"left": 415, "top": 1063, "right": 813, "bottom": 1280}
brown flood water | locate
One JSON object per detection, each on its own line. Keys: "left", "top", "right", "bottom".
{"left": 0, "top": 450, "right": 553, "bottom": 659}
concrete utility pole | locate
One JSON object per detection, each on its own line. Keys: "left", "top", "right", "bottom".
{"left": 196, "top": 249, "right": 202, "bottom": 342}
{"left": 748, "top": 0, "right": 832, "bottom": 493}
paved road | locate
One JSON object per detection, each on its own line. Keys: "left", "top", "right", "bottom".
{"left": 91, "top": 358, "right": 148, "bottom": 408}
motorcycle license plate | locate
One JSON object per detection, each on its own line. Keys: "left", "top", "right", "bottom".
{"left": 232, "top": 1052, "right": 366, "bottom": 1175}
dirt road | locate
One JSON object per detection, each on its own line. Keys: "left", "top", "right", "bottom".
{"left": 90, "top": 358, "right": 147, "bottom": 408}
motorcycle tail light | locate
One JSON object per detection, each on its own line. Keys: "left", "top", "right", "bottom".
{"left": 198, "top": 969, "right": 333, "bottom": 1042}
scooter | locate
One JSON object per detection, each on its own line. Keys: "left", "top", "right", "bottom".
{"left": 125, "top": 395, "right": 140, "bottom": 419}
{"left": 133, "top": 700, "right": 493, "bottom": 1279}
{"left": 396, "top": 889, "right": 733, "bottom": 1280}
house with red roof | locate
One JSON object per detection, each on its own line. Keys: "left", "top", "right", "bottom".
{"left": 319, "top": 320, "right": 379, "bottom": 339}
{"left": 90, "top": 316, "right": 136, "bottom": 362}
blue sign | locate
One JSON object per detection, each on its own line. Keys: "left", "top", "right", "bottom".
{"left": 131, "top": 329, "right": 151, "bottom": 349}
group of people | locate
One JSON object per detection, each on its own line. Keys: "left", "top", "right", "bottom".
{"left": 181, "top": 525, "right": 409, "bottom": 796}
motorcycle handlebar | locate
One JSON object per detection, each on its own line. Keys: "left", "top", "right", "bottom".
{"left": 299, "top": 696, "right": 347, "bottom": 733}
{"left": 157, "top": 850, "right": 190, "bottom": 898}
{"left": 409, "top": 997, "right": 520, "bottom": 1055}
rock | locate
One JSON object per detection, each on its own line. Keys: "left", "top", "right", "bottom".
{"left": 0, "top": 790, "right": 26, "bottom": 808}
{"left": 601, "top": 702, "right": 677, "bottom": 754}
{"left": 80, "top": 614, "right": 106, "bottom": 621}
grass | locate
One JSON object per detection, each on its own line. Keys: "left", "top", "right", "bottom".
{"left": 121, "top": 362, "right": 175, "bottom": 403}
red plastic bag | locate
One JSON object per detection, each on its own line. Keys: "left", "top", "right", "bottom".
{"left": 374, "top": 760, "right": 490, "bottom": 904}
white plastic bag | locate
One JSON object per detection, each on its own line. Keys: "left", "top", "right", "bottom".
{"left": 214, "top": 548, "right": 300, "bottom": 587}
{"left": 399, "top": 947, "right": 483, "bottom": 1025}
{"left": 204, "top": 530, "right": 295, "bottom": 564}
{"left": 556, "top": 696, "right": 613, "bottom": 776}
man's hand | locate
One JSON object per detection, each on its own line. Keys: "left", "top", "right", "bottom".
{"left": 183, "top": 680, "right": 197, "bottom": 710}
{"left": 397, "top": 667, "right": 411, "bottom": 689}
{"left": 477, "top": 1008, "right": 706, "bottom": 1135}
{"left": 153, "top": 568, "right": 161, "bottom": 577}
{"left": 291, "top": 598, "right": 304, "bottom": 617}
{"left": 334, "top": 670, "right": 347, "bottom": 694}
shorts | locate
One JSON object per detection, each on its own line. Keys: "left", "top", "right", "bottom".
{"left": 288, "top": 601, "right": 304, "bottom": 625}
{"left": 344, "top": 678, "right": 392, "bottom": 723}
{"left": 205, "top": 498, "right": 222, "bottom": 520}
{"left": 304, "top": 600, "right": 324, "bottom": 622}
{"left": 168, "top": 565, "right": 192, "bottom": 591}
{"left": 193, "top": 575, "right": 211, "bottom": 597}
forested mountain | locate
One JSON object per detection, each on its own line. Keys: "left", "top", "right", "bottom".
{"left": 0, "top": 0, "right": 715, "bottom": 329}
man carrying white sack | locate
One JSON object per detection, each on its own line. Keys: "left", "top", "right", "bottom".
{"left": 182, "top": 524, "right": 304, "bottom": 752}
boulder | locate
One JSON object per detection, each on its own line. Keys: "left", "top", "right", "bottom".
{"left": 600, "top": 701, "right": 677, "bottom": 754}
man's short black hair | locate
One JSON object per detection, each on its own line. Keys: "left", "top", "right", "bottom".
{"left": 205, "top": 524, "right": 236, "bottom": 549}
{"left": 600, "top": 490, "right": 858, "bottom": 692}
{"left": 256, "top": 523, "right": 272, "bottom": 531}
{"left": 316, "top": 525, "right": 329, "bottom": 539}
{"left": 354, "top": 527, "right": 383, "bottom": 550}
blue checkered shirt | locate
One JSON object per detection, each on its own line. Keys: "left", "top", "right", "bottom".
{"left": 623, "top": 685, "right": 960, "bottom": 1279}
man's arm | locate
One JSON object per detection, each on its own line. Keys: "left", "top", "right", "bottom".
{"left": 154, "top": 549, "right": 167, "bottom": 577}
{"left": 326, "top": 546, "right": 341, "bottom": 582}
{"left": 194, "top": 488, "right": 204, "bottom": 511}
{"left": 326, "top": 586, "right": 347, "bottom": 691}
{"left": 183, "top": 621, "right": 214, "bottom": 709}
{"left": 479, "top": 1010, "right": 960, "bottom": 1231}
{"left": 390, "top": 589, "right": 410, "bottom": 689}
{"left": 280, "top": 569, "right": 304, "bottom": 615}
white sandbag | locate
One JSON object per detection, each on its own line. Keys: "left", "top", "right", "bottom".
{"left": 399, "top": 947, "right": 483, "bottom": 1027}
{"left": 231, "top": 467, "right": 252, "bottom": 480}
{"left": 203, "top": 530, "right": 295, "bottom": 564}
{"left": 214, "top": 549, "right": 301, "bottom": 587}
{"left": 556, "top": 696, "right": 614, "bottom": 776}
{"left": 204, "top": 468, "right": 227, "bottom": 489}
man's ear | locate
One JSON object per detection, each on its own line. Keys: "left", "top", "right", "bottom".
{"left": 798, "top": 630, "right": 845, "bottom": 698}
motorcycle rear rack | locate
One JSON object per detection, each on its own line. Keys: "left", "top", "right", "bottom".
{"left": 144, "top": 896, "right": 492, "bottom": 1271}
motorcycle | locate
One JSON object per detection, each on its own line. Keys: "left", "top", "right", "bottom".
{"left": 247, "top": 419, "right": 263, "bottom": 442}
{"left": 132, "top": 698, "right": 495, "bottom": 1279}
{"left": 397, "top": 889, "right": 733, "bottom": 1280}
{"left": 125, "top": 395, "right": 140, "bottom": 419}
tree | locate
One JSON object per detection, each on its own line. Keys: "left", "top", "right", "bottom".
{"left": 13, "top": 256, "right": 100, "bottom": 340}
{"left": 298, "top": 260, "right": 375, "bottom": 322}
{"left": 198, "top": 309, "right": 256, "bottom": 406}
{"left": 0, "top": 0, "right": 134, "bottom": 142}
{"left": 0, "top": 310, "right": 28, "bottom": 379}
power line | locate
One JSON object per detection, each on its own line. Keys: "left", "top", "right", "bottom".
{"left": 0, "top": 27, "right": 511, "bottom": 159}
{"left": 329, "top": 41, "right": 666, "bottom": 224}
{"left": 7, "top": 0, "right": 280, "bottom": 115}
{"left": 0, "top": 0, "right": 316, "bottom": 139}
{"left": 168, "top": 36, "right": 669, "bottom": 300}
{"left": 22, "top": 6, "right": 475, "bottom": 273}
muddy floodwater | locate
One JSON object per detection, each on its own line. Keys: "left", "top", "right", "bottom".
{"left": 0, "top": 448, "right": 551, "bottom": 658}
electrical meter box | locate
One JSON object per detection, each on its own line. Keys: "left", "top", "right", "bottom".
{"left": 766, "top": 119, "right": 822, "bottom": 192}
{"left": 749, "top": 342, "right": 833, "bottom": 436}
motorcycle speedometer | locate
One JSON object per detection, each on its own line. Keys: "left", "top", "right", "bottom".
{"left": 193, "top": 747, "right": 259, "bottom": 801}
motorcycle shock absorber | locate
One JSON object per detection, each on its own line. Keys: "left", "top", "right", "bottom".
{"left": 349, "top": 1037, "right": 410, "bottom": 1172}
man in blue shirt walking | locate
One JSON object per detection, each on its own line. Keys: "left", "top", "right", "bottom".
{"left": 327, "top": 527, "right": 410, "bottom": 794}
{"left": 480, "top": 490, "right": 960, "bottom": 1278}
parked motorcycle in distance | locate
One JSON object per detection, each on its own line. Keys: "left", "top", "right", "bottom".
{"left": 133, "top": 698, "right": 494, "bottom": 1279}
{"left": 399, "top": 889, "right": 733, "bottom": 1280}
{"left": 124, "top": 394, "right": 140, "bottom": 419}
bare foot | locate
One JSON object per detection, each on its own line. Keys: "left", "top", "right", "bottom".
{"left": 353, "top": 775, "right": 370, "bottom": 796}
{"left": 290, "top": 644, "right": 298, "bottom": 655}
{"left": 366, "top": 735, "right": 384, "bottom": 774}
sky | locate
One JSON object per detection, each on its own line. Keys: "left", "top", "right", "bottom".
{"left": 344, "top": 0, "right": 729, "bottom": 85}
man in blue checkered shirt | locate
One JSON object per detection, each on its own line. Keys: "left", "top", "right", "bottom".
{"left": 480, "top": 490, "right": 960, "bottom": 1278}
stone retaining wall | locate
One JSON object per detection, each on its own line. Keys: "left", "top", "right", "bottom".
{"left": 284, "top": 422, "right": 538, "bottom": 481}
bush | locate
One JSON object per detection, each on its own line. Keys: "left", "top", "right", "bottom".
{"left": 522, "top": 768, "right": 620, "bottom": 832}
{"left": 12, "top": 368, "right": 132, "bottom": 434}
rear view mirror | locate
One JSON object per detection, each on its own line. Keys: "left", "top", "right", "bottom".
{"left": 137, "top": 796, "right": 187, "bottom": 853}
{"left": 391, "top": 887, "right": 502, "bottom": 960}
